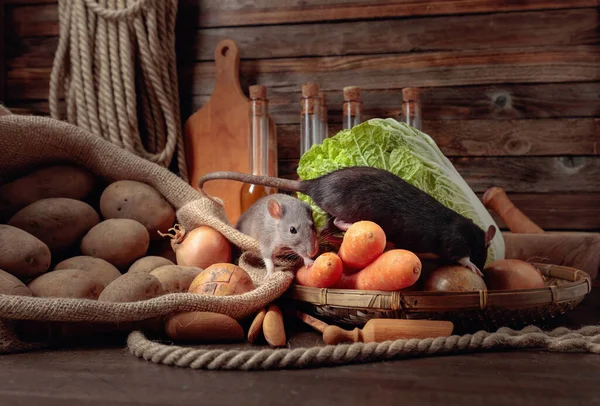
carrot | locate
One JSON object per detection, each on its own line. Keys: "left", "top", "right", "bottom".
{"left": 333, "top": 249, "right": 421, "bottom": 291}
{"left": 338, "top": 221, "right": 386, "bottom": 272}
{"left": 295, "top": 252, "right": 344, "bottom": 288}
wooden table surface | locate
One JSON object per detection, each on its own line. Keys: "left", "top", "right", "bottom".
{"left": 2, "top": 289, "right": 600, "bottom": 406}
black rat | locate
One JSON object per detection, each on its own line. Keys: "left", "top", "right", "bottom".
{"left": 199, "top": 166, "right": 496, "bottom": 275}
{"left": 235, "top": 193, "right": 319, "bottom": 276}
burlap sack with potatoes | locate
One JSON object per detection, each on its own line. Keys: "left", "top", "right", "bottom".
{"left": 0, "top": 106, "right": 297, "bottom": 354}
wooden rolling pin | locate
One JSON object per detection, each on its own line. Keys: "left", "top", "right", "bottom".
{"left": 293, "top": 311, "right": 454, "bottom": 345}
{"left": 482, "top": 187, "right": 544, "bottom": 234}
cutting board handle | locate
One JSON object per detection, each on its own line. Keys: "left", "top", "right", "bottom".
{"left": 214, "top": 39, "right": 244, "bottom": 97}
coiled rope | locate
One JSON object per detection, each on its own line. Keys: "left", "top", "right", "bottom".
{"left": 49, "top": 0, "right": 188, "bottom": 182}
{"left": 127, "top": 324, "right": 600, "bottom": 371}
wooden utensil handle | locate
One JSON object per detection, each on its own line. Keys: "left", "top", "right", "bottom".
{"left": 323, "top": 325, "right": 362, "bottom": 345}
{"left": 482, "top": 187, "right": 544, "bottom": 234}
{"left": 322, "top": 319, "right": 455, "bottom": 345}
{"left": 293, "top": 310, "right": 329, "bottom": 333}
{"left": 214, "top": 39, "right": 243, "bottom": 94}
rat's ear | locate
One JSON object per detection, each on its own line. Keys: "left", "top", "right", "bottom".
{"left": 484, "top": 225, "right": 496, "bottom": 247}
{"left": 267, "top": 199, "right": 283, "bottom": 220}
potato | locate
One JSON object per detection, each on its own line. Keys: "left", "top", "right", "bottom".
{"left": 80, "top": 219, "right": 150, "bottom": 270}
{"left": 150, "top": 265, "right": 203, "bottom": 293}
{"left": 188, "top": 263, "right": 255, "bottom": 296}
{"left": 128, "top": 256, "right": 175, "bottom": 274}
{"left": 0, "top": 164, "right": 96, "bottom": 222}
{"left": 54, "top": 256, "right": 121, "bottom": 288}
{"left": 27, "top": 269, "right": 104, "bottom": 299}
{"left": 0, "top": 225, "right": 51, "bottom": 280}
{"left": 484, "top": 259, "right": 545, "bottom": 290}
{"left": 99, "top": 180, "right": 175, "bottom": 240}
{"left": 8, "top": 198, "right": 100, "bottom": 253}
{"left": 165, "top": 312, "right": 245, "bottom": 343}
{"left": 423, "top": 265, "right": 488, "bottom": 292}
{"left": 0, "top": 268, "right": 32, "bottom": 296}
{"left": 98, "top": 272, "right": 164, "bottom": 302}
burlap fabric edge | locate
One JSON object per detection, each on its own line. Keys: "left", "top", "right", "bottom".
{"left": 0, "top": 107, "right": 297, "bottom": 354}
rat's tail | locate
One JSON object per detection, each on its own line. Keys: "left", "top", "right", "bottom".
{"left": 197, "top": 171, "right": 304, "bottom": 201}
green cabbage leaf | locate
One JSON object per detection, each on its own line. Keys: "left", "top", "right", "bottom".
{"left": 296, "top": 118, "right": 505, "bottom": 264}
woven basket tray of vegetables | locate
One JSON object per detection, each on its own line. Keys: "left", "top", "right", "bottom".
{"left": 285, "top": 119, "right": 591, "bottom": 331}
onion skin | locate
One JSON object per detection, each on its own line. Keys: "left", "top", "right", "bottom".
{"left": 484, "top": 259, "right": 545, "bottom": 290}
{"left": 160, "top": 224, "right": 232, "bottom": 269}
{"left": 423, "top": 265, "right": 487, "bottom": 292}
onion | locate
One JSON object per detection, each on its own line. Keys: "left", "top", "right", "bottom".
{"left": 483, "top": 259, "right": 545, "bottom": 290}
{"left": 159, "top": 224, "right": 231, "bottom": 269}
{"left": 423, "top": 265, "right": 487, "bottom": 292}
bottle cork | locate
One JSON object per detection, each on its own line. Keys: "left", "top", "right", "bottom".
{"left": 343, "top": 86, "right": 361, "bottom": 102}
{"left": 402, "top": 87, "right": 420, "bottom": 101}
{"left": 249, "top": 85, "right": 268, "bottom": 117}
{"left": 301, "top": 83, "right": 320, "bottom": 115}
{"left": 343, "top": 86, "right": 362, "bottom": 117}
{"left": 302, "top": 83, "right": 320, "bottom": 98}
{"left": 249, "top": 84, "right": 267, "bottom": 100}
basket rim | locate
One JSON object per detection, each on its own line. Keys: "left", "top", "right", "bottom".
{"left": 285, "top": 263, "right": 593, "bottom": 312}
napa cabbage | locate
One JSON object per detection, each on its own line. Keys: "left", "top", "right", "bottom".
{"left": 296, "top": 118, "right": 505, "bottom": 264}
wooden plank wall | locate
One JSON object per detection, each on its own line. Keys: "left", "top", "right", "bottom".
{"left": 3, "top": 0, "right": 600, "bottom": 231}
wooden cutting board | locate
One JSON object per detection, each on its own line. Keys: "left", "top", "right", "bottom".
{"left": 184, "top": 39, "right": 249, "bottom": 224}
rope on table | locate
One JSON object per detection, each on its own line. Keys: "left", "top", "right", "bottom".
{"left": 49, "top": 0, "right": 188, "bottom": 182}
{"left": 126, "top": 324, "right": 600, "bottom": 371}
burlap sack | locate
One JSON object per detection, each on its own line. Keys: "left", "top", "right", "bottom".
{"left": 503, "top": 231, "right": 600, "bottom": 280}
{"left": 0, "top": 106, "right": 296, "bottom": 354}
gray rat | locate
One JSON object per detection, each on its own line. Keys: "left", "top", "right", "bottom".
{"left": 199, "top": 166, "right": 497, "bottom": 275}
{"left": 235, "top": 193, "right": 319, "bottom": 277}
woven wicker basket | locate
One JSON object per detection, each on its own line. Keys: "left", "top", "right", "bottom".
{"left": 285, "top": 264, "right": 592, "bottom": 333}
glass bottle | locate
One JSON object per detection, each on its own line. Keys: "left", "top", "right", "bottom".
{"left": 402, "top": 87, "right": 422, "bottom": 130}
{"left": 300, "top": 82, "right": 321, "bottom": 155}
{"left": 319, "top": 91, "right": 329, "bottom": 141}
{"left": 342, "top": 86, "right": 362, "bottom": 130}
{"left": 240, "top": 85, "right": 277, "bottom": 212}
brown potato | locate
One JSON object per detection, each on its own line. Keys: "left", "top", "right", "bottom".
{"left": 150, "top": 265, "right": 203, "bottom": 293}
{"left": 128, "top": 256, "right": 175, "bottom": 274}
{"left": 188, "top": 263, "right": 255, "bottom": 296}
{"left": 0, "top": 225, "right": 51, "bottom": 280}
{"left": 54, "top": 256, "right": 121, "bottom": 288}
{"left": 0, "top": 164, "right": 96, "bottom": 222}
{"left": 8, "top": 198, "right": 100, "bottom": 253}
{"left": 0, "top": 268, "right": 32, "bottom": 296}
{"left": 27, "top": 269, "right": 104, "bottom": 299}
{"left": 423, "top": 265, "right": 488, "bottom": 292}
{"left": 99, "top": 180, "right": 175, "bottom": 240}
{"left": 165, "top": 312, "right": 245, "bottom": 343}
{"left": 80, "top": 219, "right": 150, "bottom": 270}
{"left": 98, "top": 272, "right": 164, "bottom": 302}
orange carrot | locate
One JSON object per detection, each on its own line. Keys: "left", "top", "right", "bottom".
{"left": 338, "top": 221, "right": 386, "bottom": 272}
{"left": 295, "top": 252, "right": 344, "bottom": 288}
{"left": 333, "top": 249, "right": 421, "bottom": 291}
